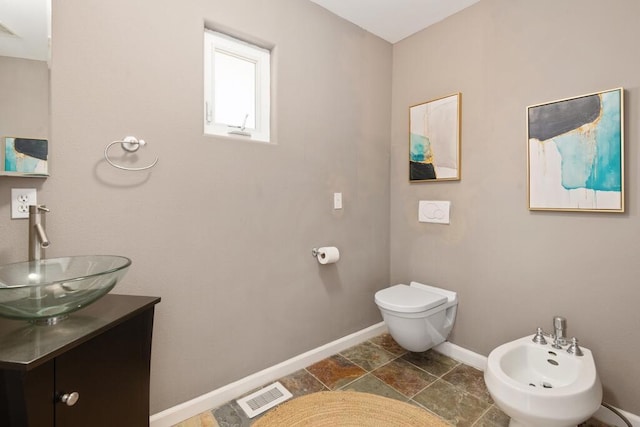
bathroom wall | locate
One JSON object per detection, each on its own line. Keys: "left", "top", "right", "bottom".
{"left": 391, "top": 0, "right": 640, "bottom": 414}
{"left": 0, "top": 56, "right": 49, "bottom": 142}
{"left": 5, "top": 0, "right": 638, "bottom": 417}
{"left": 0, "top": 0, "right": 391, "bottom": 413}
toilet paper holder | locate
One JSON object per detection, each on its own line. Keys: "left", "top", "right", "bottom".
{"left": 312, "top": 248, "right": 337, "bottom": 257}
{"left": 311, "top": 247, "right": 340, "bottom": 265}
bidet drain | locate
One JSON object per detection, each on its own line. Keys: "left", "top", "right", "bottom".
{"left": 528, "top": 382, "right": 553, "bottom": 388}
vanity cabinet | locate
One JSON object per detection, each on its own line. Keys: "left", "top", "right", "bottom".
{"left": 0, "top": 294, "right": 160, "bottom": 427}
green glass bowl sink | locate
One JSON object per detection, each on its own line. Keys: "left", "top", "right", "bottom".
{"left": 0, "top": 255, "right": 131, "bottom": 324}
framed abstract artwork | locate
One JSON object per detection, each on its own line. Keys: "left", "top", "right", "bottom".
{"left": 527, "top": 88, "right": 624, "bottom": 212}
{"left": 4, "top": 137, "right": 49, "bottom": 175}
{"left": 409, "top": 93, "right": 461, "bottom": 182}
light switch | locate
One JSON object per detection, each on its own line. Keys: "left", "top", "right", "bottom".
{"left": 333, "top": 192, "right": 343, "bottom": 210}
{"left": 419, "top": 201, "right": 450, "bottom": 224}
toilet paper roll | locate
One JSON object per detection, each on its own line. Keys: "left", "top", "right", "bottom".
{"left": 317, "top": 247, "right": 340, "bottom": 265}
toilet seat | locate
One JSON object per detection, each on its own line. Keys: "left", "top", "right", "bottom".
{"left": 375, "top": 284, "right": 447, "bottom": 313}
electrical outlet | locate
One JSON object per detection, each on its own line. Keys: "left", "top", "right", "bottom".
{"left": 11, "top": 188, "right": 37, "bottom": 219}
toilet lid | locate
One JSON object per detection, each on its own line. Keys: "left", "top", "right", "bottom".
{"left": 375, "top": 284, "right": 447, "bottom": 313}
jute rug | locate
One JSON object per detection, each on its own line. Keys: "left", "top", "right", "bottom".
{"left": 251, "top": 391, "right": 450, "bottom": 426}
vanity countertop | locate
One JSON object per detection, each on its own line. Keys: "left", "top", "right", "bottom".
{"left": 0, "top": 294, "right": 160, "bottom": 371}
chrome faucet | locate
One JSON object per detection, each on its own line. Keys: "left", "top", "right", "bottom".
{"left": 532, "top": 327, "right": 548, "bottom": 345}
{"left": 28, "top": 205, "right": 50, "bottom": 261}
{"left": 532, "top": 317, "right": 583, "bottom": 356}
{"left": 552, "top": 316, "right": 567, "bottom": 349}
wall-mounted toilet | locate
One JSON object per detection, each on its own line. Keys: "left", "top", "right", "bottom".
{"left": 374, "top": 282, "right": 458, "bottom": 352}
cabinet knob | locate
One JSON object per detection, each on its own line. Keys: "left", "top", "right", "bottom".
{"left": 59, "top": 392, "right": 80, "bottom": 406}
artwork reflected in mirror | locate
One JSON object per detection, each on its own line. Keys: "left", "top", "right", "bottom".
{"left": 4, "top": 137, "right": 48, "bottom": 175}
{"left": 0, "top": 0, "right": 51, "bottom": 175}
{"left": 409, "top": 93, "right": 461, "bottom": 182}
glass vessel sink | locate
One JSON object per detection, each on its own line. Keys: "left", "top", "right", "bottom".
{"left": 0, "top": 255, "right": 131, "bottom": 324}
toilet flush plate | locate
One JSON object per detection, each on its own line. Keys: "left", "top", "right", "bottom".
{"left": 419, "top": 201, "right": 450, "bottom": 224}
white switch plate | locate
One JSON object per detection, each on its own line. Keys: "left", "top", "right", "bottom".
{"left": 11, "top": 188, "right": 37, "bottom": 219}
{"left": 419, "top": 200, "right": 450, "bottom": 224}
{"left": 333, "top": 192, "right": 343, "bottom": 210}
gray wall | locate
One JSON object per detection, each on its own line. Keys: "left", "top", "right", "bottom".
{"left": 0, "top": 56, "right": 49, "bottom": 142}
{"left": 391, "top": 0, "right": 640, "bottom": 414}
{"left": 0, "top": 0, "right": 391, "bottom": 413}
{"left": 3, "top": 0, "right": 639, "bottom": 417}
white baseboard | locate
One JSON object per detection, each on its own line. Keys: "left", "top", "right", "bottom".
{"left": 151, "top": 326, "right": 639, "bottom": 427}
{"left": 150, "top": 322, "right": 387, "bottom": 427}
{"left": 434, "top": 341, "right": 487, "bottom": 371}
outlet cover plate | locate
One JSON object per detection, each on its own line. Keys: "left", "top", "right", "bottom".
{"left": 11, "top": 188, "right": 37, "bottom": 219}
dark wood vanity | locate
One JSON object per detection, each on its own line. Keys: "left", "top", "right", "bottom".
{"left": 0, "top": 294, "right": 160, "bottom": 426}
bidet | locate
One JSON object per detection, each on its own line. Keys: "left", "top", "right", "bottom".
{"left": 484, "top": 334, "right": 602, "bottom": 427}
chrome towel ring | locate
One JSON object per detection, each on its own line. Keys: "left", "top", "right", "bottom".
{"left": 104, "top": 136, "right": 159, "bottom": 171}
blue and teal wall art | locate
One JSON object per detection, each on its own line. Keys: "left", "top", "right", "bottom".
{"left": 527, "top": 88, "right": 623, "bottom": 212}
{"left": 4, "top": 137, "right": 49, "bottom": 175}
{"left": 409, "top": 93, "right": 461, "bottom": 182}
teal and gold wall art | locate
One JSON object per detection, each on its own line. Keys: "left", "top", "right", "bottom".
{"left": 527, "top": 88, "right": 624, "bottom": 212}
{"left": 409, "top": 93, "right": 461, "bottom": 182}
{"left": 4, "top": 137, "right": 49, "bottom": 175}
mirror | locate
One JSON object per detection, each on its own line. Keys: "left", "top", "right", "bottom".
{"left": 0, "top": 0, "right": 50, "bottom": 176}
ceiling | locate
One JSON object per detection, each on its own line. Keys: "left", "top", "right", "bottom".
{"left": 0, "top": 0, "right": 50, "bottom": 61}
{"left": 310, "top": 0, "right": 480, "bottom": 44}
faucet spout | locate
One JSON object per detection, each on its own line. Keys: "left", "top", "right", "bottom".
{"left": 34, "top": 223, "right": 50, "bottom": 248}
{"left": 552, "top": 316, "right": 567, "bottom": 348}
{"left": 29, "top": 205, "right": 51, "bottom": 261}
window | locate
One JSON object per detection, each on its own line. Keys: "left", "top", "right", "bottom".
{"left": 204, "top": 30, "right": 271, "bottom": 142}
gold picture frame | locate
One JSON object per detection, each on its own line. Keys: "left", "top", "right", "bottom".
{"left": 527, "top": 88, "right": 624, "bottom": 212}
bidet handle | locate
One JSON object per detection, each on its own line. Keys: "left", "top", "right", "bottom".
{"left": 566, "top": 337, "right": 584, "bottom": 356}
{"left": 532, "top": 327, "right": 547, "bottom": 345}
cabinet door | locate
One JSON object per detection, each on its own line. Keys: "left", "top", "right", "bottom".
{"left": 0, "top": 361, "right": 54, "bottom": 427}
{"left": 54, "top": 310, "right": 153, "bottom": 427}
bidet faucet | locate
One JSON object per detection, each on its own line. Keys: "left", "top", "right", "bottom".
{"left": 566, "top": 337, "right": 584, "bottom": 356}
{"left": 28, "top": 205, "right": 50, "bottom": 261}
{"left": 552, "top": 316, "right": 567, "bottom": 349}
{"left": 532, "top": 327, "right": 547, "bottom": 345}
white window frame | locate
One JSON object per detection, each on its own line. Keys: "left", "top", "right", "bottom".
{"left": 204, "top": 30, "right": 271, "bottom": 142}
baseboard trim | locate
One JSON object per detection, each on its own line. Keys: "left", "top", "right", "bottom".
{"left": 434, "top": 341, "right": 487, "bottom": 371}
{"left": 150, "top": 322, "right": 387, "bottom": 427}
{"left": 151, "top": 326, "right": 639, "bottom": 427}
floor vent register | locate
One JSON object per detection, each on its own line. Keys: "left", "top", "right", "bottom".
{"left": 236, "top": 381, "right": 293, "bottom": 418}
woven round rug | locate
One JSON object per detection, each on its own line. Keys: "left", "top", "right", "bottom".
{"left": 251, "top": 391, "right": 450, "bottom": 427}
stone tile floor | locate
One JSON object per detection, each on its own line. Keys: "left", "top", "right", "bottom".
{"left": 174, "top": 333, "right": 610, "bottom": 427}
